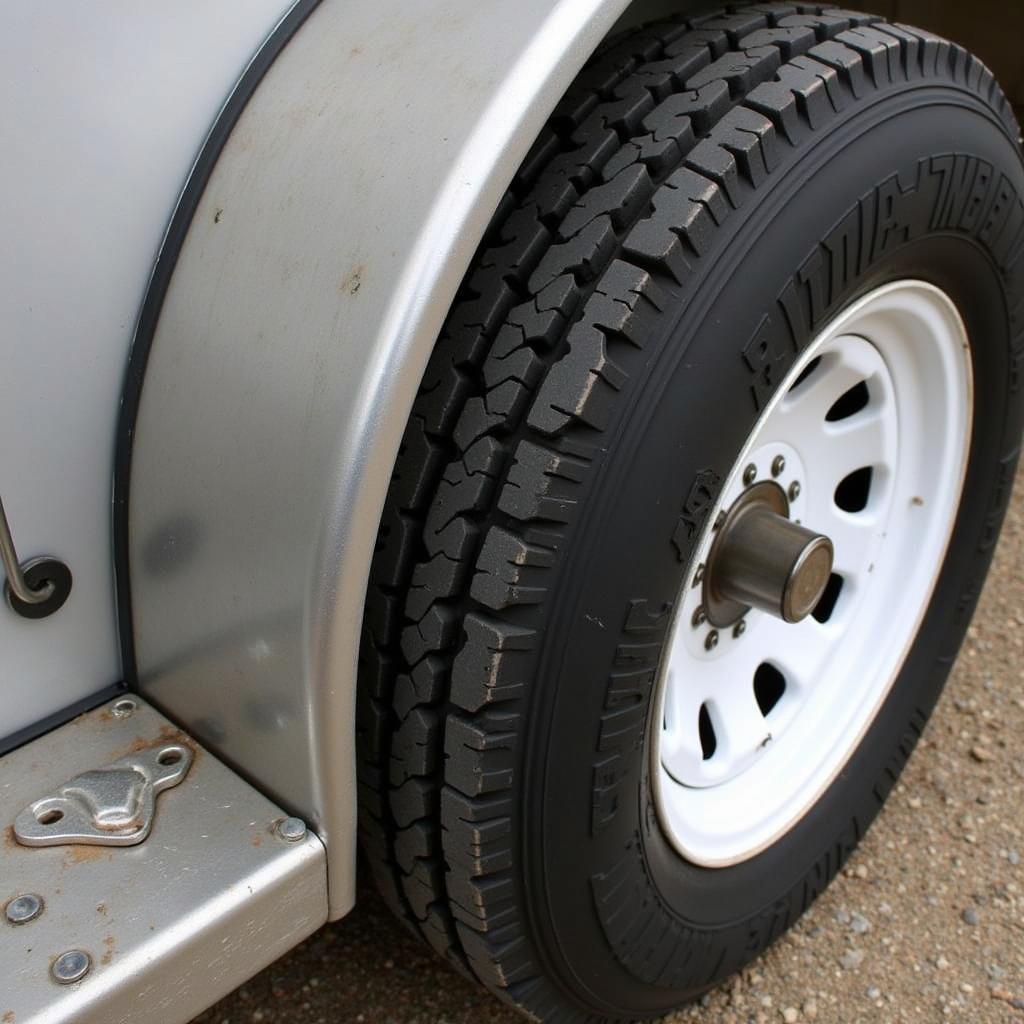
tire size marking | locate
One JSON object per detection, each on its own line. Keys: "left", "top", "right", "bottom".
{"left": 671, "top": 468, "right": 723, "bottom": 563}
{"left": 743, "top": 157, "right": 1024, "bottom": 412}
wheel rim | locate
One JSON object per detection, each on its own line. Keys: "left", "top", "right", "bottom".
{"left": 652, "top": 281, "right": 973, "bottom": 867}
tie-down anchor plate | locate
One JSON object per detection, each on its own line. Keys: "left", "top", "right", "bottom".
{"left": 13, "top": 741, "right": 193, "bottom": 847}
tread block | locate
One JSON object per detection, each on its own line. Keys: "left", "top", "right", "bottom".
{"left": 445, "top": 714, "right": 518, "bottom": 796}
{"left": 527, "top": 216, "right": 617, "bottom": 294}
{"left": 470, "top": 526, "right": 553, "bottom": 610}
{"left": 559, "top": 163, "right": 653, "bottom": 240}
{"left": 498, "top": 439, "right": 588, "bottom": 524}
{"left": 451, "top": 612, "right": 536, "bottom": 712}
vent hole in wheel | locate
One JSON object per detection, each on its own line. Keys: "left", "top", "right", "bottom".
{"left": 835, "top": 467, "right": 873, "bottom": 513}
{"left": 789, "top": 356, "right": 822, "bottom": 393}
{"left": 753, "top": 663, "right": 786, "bottom": 717}
{"left": 826, "top": 380, "right": 870, "bottom": 421}
{"left": 812, "top": 573, "right": 844, "bottom": 624}
{"left": 698, "top": 703, "right": 717, "bottom": 761}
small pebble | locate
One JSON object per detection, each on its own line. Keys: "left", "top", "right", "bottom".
{"left": 781, "top": 1008, "right": 799, "bottom": 1024}
{"left": 962, "top": 906, "right": 980, "bottom": 926}
{"left": 839, "top": 949, "right": 865, "bottom": 971}
{"left": 850, "top": 912, "right": 871, "bottom": 934}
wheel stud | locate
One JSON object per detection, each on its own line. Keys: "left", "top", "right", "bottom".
{"left": 743, "top": 463, "right": 757, "bottom": 486}
{"left": 788, "top": 481, "right": 802, "bottom": 501}
{"left": 733, "top": 619, "right": 747, "bottom": 638}
{"left": 705, "top": 630, "right": 719, "bottom": 651}
{"left": 771, "top": 455, "right": 786, "bottom": 478}
{"left": 692, "top": 605, "right": 707, "bottom": 627}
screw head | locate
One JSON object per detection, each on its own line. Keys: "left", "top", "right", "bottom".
{"left": 111, "top": 698, "right": 137, "bottom": 719}
{"left": 733, "top": 619, "right": 747, "bottom": 639}
{"left": 771, "top": 455, "right": 786, "bottom": 478}
{"left": 788, "top": 481, "right": 802, "bottom": 501}
{"left": 5, "top": 894, "right": 43, "bottom": 925}
{"left": 276, "top": 816, "right": 307, "bottom": 843}
{"left": 743, "top": 463, "right": 757, "bottom": 486}
{"left": 704, "top": 630, "right": 720, "bottom": 651}
{"left": 691, "top": 605, "right": 707, "bottom": 628}
{"left": 52, "top": 949, "right": 91, "bottom": 985}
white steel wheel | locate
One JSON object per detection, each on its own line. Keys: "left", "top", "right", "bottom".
{"left": 652, "top": 281, "right": 973, "bottom": 868}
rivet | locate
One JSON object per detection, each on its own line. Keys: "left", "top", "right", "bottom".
{"left": 705, "top": 630, "right": 720, "bottom": 652}
{"left": 51, "top": 949, "right": 91, "bottom": 985}
{"left": 743, "top": 463, "right": 757, "bottom": 486}
{"left": 691, "top": 605, "right": 707, "bottom": 628}
{"left": 111, "top": 698, "right": 137, "bottom": 719}
{"left": 788, "top": 481, "right": 802, "bottom": 501}
{"left": 733, "top": 619, "right": 747, "bottom": 639}
{"left": 771, "top": 455, "right": 786, "bottom": 478}
{"left": 5, "top": 894, "right": 43, "bottom": 925}
{"left": 276, "top": 816, "right": 307, "bottom": 843}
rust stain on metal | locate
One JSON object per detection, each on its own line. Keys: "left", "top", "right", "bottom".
{"left": 101, "top": 934, "right": 116, "bottom": 965}
{"left": 339, "top": 264, "right": 364, "bottom": 295}
{"left": 108, "top": 724, "right": 199, "bottom": 765}
{"left": 3, "top": 1008, "right": 15, "bottom": 1022}
{"left": 3, "top": 826, "right": 18, "bottom": 852}
{"left": 64, "top": 844, "right": 113, "bottom": 866}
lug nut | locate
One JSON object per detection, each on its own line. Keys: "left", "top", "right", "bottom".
{"left": 692, "top": 564, "right": 705, "bottom": 587}
{"left": 276, "top": 816, "right": 307, "bottom": 843}
{"left": 743, "top": 463, "right": 757, "bottom": 486}
{"left": 51, "top": 949, "right": 91, "bottom": 985}
{"left": 5, "top": 893, "right": 43, "bottom": 925}
{"left": 733, "top": 619, "right": 747, "bottom": 638}
{"left": 771, "top": 455, "right": 786, "bottom": 478}
{"left": 788, "top": 481, "right": 802, "bottom": 501}
{"left": 691, "top": 605, "right": 707, "bottom": 628}
{"left": 705, "top": 630, "right": 720, "bottom": 651}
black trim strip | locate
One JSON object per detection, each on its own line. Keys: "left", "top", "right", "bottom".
{"left": 112, "top": 0, "right": 323, "bottom": 685}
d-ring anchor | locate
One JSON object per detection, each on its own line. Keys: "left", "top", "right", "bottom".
{"left": 0, "top": 494, "right": 72, "bottom": 619}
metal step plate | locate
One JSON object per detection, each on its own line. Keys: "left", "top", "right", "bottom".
{"left": 1, "top": 696, "right": 327, "bottom": 1024}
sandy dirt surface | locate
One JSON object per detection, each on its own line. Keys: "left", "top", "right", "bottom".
{"left": 194, "top": 469, "right": 1024, "bottom": 1024}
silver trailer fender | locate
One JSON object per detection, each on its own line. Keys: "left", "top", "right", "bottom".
{"left": 123, "top": 0, "right": 637, "bottom": 919}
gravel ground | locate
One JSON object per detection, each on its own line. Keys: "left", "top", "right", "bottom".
{"left": 194, "top": 467, "right": 1024, "bottom": 1024}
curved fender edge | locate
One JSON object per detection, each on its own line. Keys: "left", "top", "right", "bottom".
{"left": 122, "top": 0, "right": 634, "bottom": 919}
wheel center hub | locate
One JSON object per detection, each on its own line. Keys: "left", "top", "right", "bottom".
{"left": 704, "top": 481, "right": 834, "bottom": 628}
